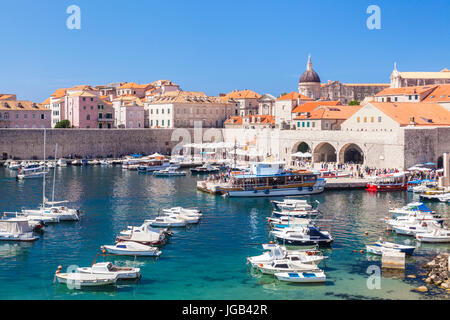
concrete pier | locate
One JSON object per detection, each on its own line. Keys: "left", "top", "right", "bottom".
{"left": 324, "top": 178, "right": 369, "bottom": 190}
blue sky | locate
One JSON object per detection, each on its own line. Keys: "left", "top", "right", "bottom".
{"left": 0, "top": 0, "right": 449, "bottom": 102}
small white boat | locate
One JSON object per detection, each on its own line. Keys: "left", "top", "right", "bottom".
{"left": 22, "top": 204, "right": 79, "bottom": 222}
{"left": 416, "top": 227, "right": 450, "bottom": 243}
{"left": 272, "top": 199, "right": 314, "bottom": 211}
{"left": 257, "top": 259, "right": 320, "bottom": 275}
{"left": 117, "top": 222, "right": 168, "bottom": 245}
{"left": 366, "top": 245, "right": 400, "bottom": 255}
{"left": 57, "top": 159, "right": 67, "bottom": 167}
{"left": 163, "top": 207, "right": 202, "bottom": 217}
{"left": 153, "top": 166, "right": 186, "bottom": 177}
{"left": 275, "top": 271, "right": 326, "bottom": 283}
{"left": 101, "top": 242, "right": 162, "bottom": 256}
{"left": 0, "top": 219, "right": 39, "bottom": 242}
{"left": 247, "top": 244, "right": 324, "bottom": 267}
{"left": 77, "top": 262, "right": 141, "bottom": 280}
{"left": 99, "top": 160, "right": 112, "bottom": 166}
{"left": 147, "top": 216, "right": 187, "bottom": 228}
{"left": 393, "top": 220, "right": 441, "bottom": 236}
{"left": 16, "top": 165, "right": 48, "bottom": 180}
{"left": 55, "top": 270, "right": 118, "bottom": 288}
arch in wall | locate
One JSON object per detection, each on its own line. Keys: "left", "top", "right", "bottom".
{"left": 292, "top": 141, "right": 311, "bottom": 153}
{"left": 313, "top": 142, "right": 337, "bottom": 163}
{"left": 339, "top": 143, "right": 364, "bottom": 164}
{"left": 437, "top": 155, "right": 444, "bottom": 169}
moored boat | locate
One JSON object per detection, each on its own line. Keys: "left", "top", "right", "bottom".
{"left": 101, "top": 242, "right": 162, "bottom": 257}
{"left": 77, "top": 262, "right": 141, "bottom": 280}
{"left": 275, "top": 271, "right": 326, "bottom": 283}
{"left": 366, "top": 172, "right": 408, "bottom": 192}
{"left": 220, "top": 162, "right": 326, "bottom": 197}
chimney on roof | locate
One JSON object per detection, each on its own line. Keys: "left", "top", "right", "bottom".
{"left": 305, "top": 112, "right": 310, "bottom": 119}
{"left": 410, "top": 117, "right": 416, "bottom": 126}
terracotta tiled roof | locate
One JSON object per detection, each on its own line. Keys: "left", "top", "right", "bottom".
{"left": 225, "top": 115, "right": 275, "bottom": 125}
{"left": 292, "top": 100, "right": 341, "bottom": 113}
{"left": 375, "top": 85, "right": 438, "bottom": 96}
{"left": 277, "top": 92, "right": 313, "bottom": 101}
{"left": 423, "top": 85, "right": 450, "bottom": 102}
{"left": 113, "top": 95, "right": 144, "bottom": 107}
{"left": 118, "top": 82, "right": 153, "bottom": 89}
{"left": 148, "top": 91, "right": 229, "bottom": 105}
{"left": 0, "top": 100, "right": 47, "bottom": 111}
{"left": 221, "top": 90, "right": 262, "bottom": 100}
{"left": 42, "top": 98, "right": 51, "bottom": 105}
{"left": 294, "top": 105, "right": 361, "bottom": 120}
{"left": 151, "top": 80, "right": 178, "bottom": 87}
{"left": 50, "top": 88, "right": 69, "bottom": 99}
{"left": 67, "top": 91, "right": 97, "bottom": 98}
{"left": 0, "top": 94, "right": 17, "bottom": 100}
{"left": 370, "top": 102, "right": 450, "bottom": 126}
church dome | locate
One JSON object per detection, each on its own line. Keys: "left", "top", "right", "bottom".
{"left": 299, "top": 55, "right": 321, "bottom": 83}
{"left": 299, "top": 69, "right": 321, "bottom": 83}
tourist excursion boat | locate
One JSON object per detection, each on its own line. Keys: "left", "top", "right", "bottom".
{"left": 275, "top": 271, "right": 326, "bottom": 283}
{"left": 0, "top": 219, "right": 39, "bottom": 242}
{"left": 77, "top": 262, "right": 141, "bottom": 280}
{"left": 153, "top": 166, "right": 186, "bottom": 177}
{"left": 101, "top": 242, "right": 162, "bottom": 257}
{"left": 270, "top": 226, "right": 333, "bottom": 247}
{"left": 366, "top": 172, "right": 408, "bottom": 192}
{"left": 219, "top": 162, "right": 326, "bottom": 197}
{"left": 138, "top": 159, "right": 171, "bottom": 173}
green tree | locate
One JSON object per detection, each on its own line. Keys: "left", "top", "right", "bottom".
{"left": 54, "top": 120, "right": 72, "bottom": 128}
{"left": 349, "top": 100, "right": 360, "bottom": 105}
{"left": 279, "top": 92, "right": 288, "bottom": 98}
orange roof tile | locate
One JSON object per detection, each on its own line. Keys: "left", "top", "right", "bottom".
{"left": 0, "top": 100, "right": 47, "bottom": 111}
{"left": 277, "top": 92, "right": 313, "bottom": 101}
{"left": 222, "top": 90, "right": 262, "bottom": 100}
{"left": 370, "top": 102, "right": 450, "bottom": 126}
{"left": 375, "top": 85, "right": 438, "bottom": 96}
{"left": 423, "top": 84, "right": 450, "bottom": 102}
{"left": 292, "top": 100, "right": 341, "bottom": 113}
{"left": 118, "top": 82, "right": 153, "bottom": 89}
{"left": 225, "top": 115, "right": 275, "bottom": 125}
{"left": 294, "top": 105, "right": 361, "bottom": 120}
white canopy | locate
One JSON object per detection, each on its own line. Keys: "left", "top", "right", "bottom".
{"left": 291, "top": 152, "right": 312, "bottom": 158}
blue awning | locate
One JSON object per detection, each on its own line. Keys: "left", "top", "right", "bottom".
{"left": 418, "top": 204, "right": 432, "bottom": 212}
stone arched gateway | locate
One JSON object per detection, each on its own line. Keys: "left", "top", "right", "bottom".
{"left": 314, "top": 142, "right": 337, "bottom": 163}
{"left": 292, "top": 141, "right": 311, "bottom": 153}
{"left": 437, "top": 155, "right": 444, "bottom": 169}
{"left": 339, "top": 143, "right": 364, "bottom": 164}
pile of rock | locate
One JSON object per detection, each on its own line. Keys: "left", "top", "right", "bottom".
{"left": 422, "top": 253, "right": 450, "bottom": 291}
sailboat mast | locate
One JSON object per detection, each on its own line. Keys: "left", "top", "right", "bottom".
{"left": 42, "top": 129, "right": 46, "bottom": 208}
{"left": 52, "top": 143, "right": 58, "bottom": 204}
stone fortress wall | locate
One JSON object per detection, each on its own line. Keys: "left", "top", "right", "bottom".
{"left": 0, "top": 127, "right": 449, "bottom": 169}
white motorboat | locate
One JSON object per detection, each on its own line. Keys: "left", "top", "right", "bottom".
{"left": 57, "top": 159, "right": 67, "bottom": 167}
{"left": 385, "top": 215, "right": 441, "bottom": 228}
{"left": 147, "top": 216, "right": 188, "bottom": 228}
{"left": 16, "top": 165, "right": 47, "bottom": 180}
{"left": 366, "top": 245, "right": 399, "bottom": 255}
{"left": 7, "top": 161, "right": 21, "bottom": 170}
{"left": 272, "top": 209, "right": 319, "bottom": 219}
{"left": 416, "top": 227, "right": 450, "bottom": 243}
{"left": 389, "top": 202, "right": 435, "bottom": 216}
{"left": 2, "top": 213, "right": 46, "bottom": 231}
{"left": 0, "top": 219, "right": 39, "bottom": 242}
{"left": 271, "top": 199, "right": 314, "bottom": 211}
{"left": 153, "top": 166, "right": 186, "bottom": 177}
{"left": 101, "top": 241, "right": 162, "bottom": 257}
{"left": 117, "top": 222, "right": 168, "bottom": 245}
{"left": 55, "top": 270, "right": 118, "bottom": 288}
{"left": 373, "top": 240, "right": 415, "bottom": 255}
{"left": 268, "top": 216, "right": 311, "bottom": 228}
{"left": 270, "top": 226, "right": 334, "bottom": 247}
{"left": 257, "top": 259, "right": 320, "bottom": 275}
{"left": 247, "top": 244, "right": 324, "bottom": 267}
{"left": 99, "top": 160, "right": 112, "bottom": 166}
{"left": 393, "top": 220, "right": 441, "bottom": 236}
{"left": 77, "top": 262, "right": 141, "bottom": 280}
{"left": 163, "top": 207, "right": 202, "bottom": 216}
{"left": 275, "top": 271, "right": 326, "bottom": 283}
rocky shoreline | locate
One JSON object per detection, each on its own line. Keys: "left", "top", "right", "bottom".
{"left": 414, "top": 253, "right": 450, "bottom": 293}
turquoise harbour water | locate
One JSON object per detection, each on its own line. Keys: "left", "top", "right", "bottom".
{"left": 0, "top": 166, "right": 449, "bottom": 300}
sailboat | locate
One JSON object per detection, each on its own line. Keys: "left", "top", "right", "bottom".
{"left": 20, "top": 137, "right": 80, "bottom": 222}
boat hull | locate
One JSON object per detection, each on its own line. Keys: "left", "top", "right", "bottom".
{"left": 275, "top": 272, "right": 326, "bottom": 283}
{"left": 225, "top": 186, "right": 325, "bottom": 198}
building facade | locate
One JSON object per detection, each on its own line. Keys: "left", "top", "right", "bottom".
{"left": 0, "top": 100, "right": 51, "bottom": 128}
{"left": 390, "top": 64, "right": 450, "bottom": 88}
